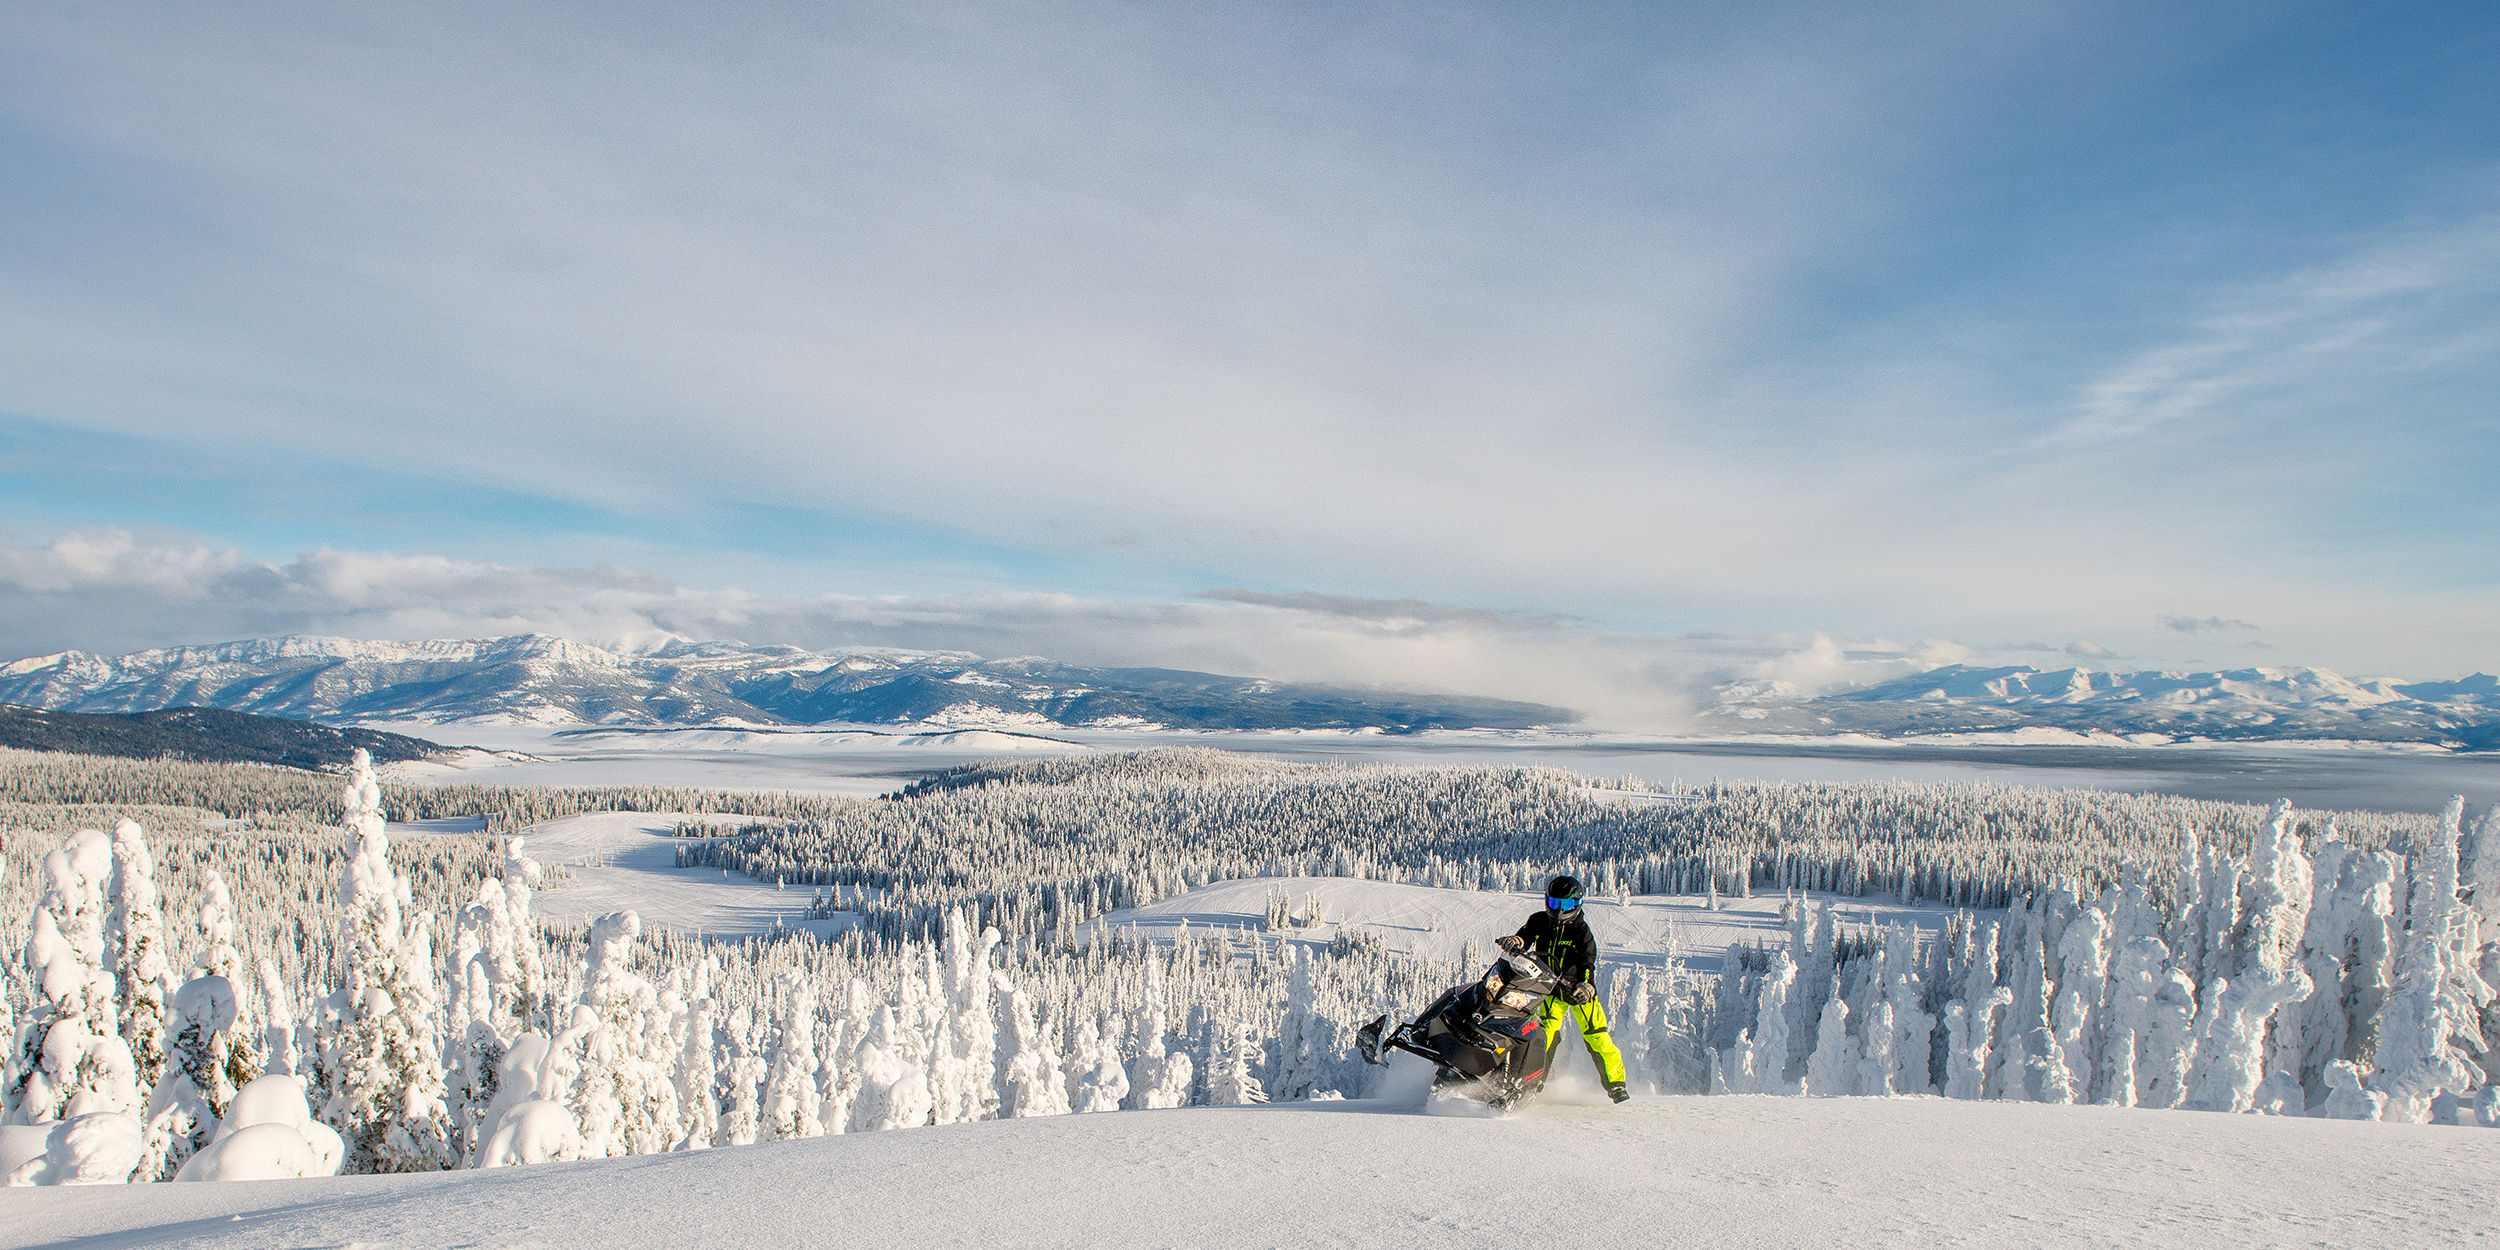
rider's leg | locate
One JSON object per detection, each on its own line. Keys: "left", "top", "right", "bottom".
{"left": 1572, "top": 998, "right": 1629, "bottom": 1086}
{"left": 1538, "top": 995, "right": 1569, "bottom": 1056}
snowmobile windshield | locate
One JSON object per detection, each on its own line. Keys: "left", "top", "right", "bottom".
{"left": 1500, "top": 951, "right": 1556, "bottom": 985}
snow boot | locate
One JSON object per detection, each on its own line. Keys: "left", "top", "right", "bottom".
{"left": 1605, "top": 1080, "right": 1629, "bottom": 1104}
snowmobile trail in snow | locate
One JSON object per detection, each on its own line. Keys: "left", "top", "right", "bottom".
{"left": 8, "top": 1095, "right": 2492, "bottom": 1249}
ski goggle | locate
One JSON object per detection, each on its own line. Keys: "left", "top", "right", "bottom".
{"left": 1546, "top": 895, "right": 1580, "bottom": 912}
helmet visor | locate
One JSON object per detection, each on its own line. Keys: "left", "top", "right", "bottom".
{"left": 1545, "top": 895, "right": 1580, "bottom": 912}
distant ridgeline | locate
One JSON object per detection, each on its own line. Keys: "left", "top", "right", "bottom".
{"left": 0, "top": 633, "right": 1572, "bottom": 731}
{"left": 1704, "top": 663, "right": 2500, "bottom": 748}
{"left": 0, "top": 704, "right": 448, "bottom": 769}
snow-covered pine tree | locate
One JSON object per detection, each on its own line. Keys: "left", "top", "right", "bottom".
{"left": 1803, "top": 973, "right": 1855, "bottom": 1097}
{"left": 1202, "top": 1019, "right": 1267, "bottom": 1107}
{"left": 937, "top": 910, "right": 1002, "bottom": 1125}
{"left": 1125, "top": 959, "right": 1194, "bottom": 1109}
{"left": 1746, "top": 950, "right": 1798, "bottom": 1095}
{"left": 2048, "top": 904, "right": 2110, "bottom": 1102}
{"left": 255, "top": 958, "right": 305, "bottom": 1080}
{"left": 2369, "top": 798, "right": 2493, "bottom": 1120}
{"left": 1944, "top": 919, "right": 2004, "bottom": 1101}
{"left": 7, "top": 828, "right": 141, "bottom": 1128}
{"left": 1268, "top": 946, "right": 1329, "bottom": 1102}
{"left": 1068, "top": 1008, "right": 1129, "bottom": 1112}
{"left": 718, "top": 1003, "right": 765, "bottom": 1147}
{"left": 997, "top": 986, "right": 1072, "bottom": 1117}
{"left": 850, "top": 1004, "right": 934, "bottom": 1131}
{"left": 135, "top": 973, "right": 241, "bottom": 1181}
{"left": 571, "top": 911, "right": 679, "bottom": 1156}
{"left": 760, "top": 982, "right": 824, "bottom": 1140}
{"left": 1880, "top": 925, "right": 1937, "bottom": 1097}
{"left": 673, "top": 956, "right": 719, "bottom": 1149}
{"left": 314, "top": 749, "right": 455, "bottom": 1172}
{"left": 106, "top": 819, "right": 172, "bottom": 1097}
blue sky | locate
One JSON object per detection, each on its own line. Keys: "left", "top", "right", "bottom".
{"left": 1, "top": 2, "right": 2495, "bottom": 712}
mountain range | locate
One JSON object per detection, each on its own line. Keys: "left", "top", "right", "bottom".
{"left": 0, "top": 634, "right": 1571, "bottom": 732}
{"left": 1700, "top": 663, "right": 2500, "bottom": 748}
{"left": 4, "top": 637, "right": 2494, "bottom": 748}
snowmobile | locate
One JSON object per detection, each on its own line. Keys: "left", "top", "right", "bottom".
{"left": 1356, "top": 946, "right": 1564, "bottom": 1109}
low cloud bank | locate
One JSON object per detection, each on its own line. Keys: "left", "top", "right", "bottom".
{"left": 0, "top": 530, "right": 1976, "bottom": 731}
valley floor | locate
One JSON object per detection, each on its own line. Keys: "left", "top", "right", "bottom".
{"left": 7, "top": 1093, "right": 2491, "bottom": 1249}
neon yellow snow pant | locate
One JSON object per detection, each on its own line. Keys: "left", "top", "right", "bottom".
{"left": 1540, "top": 994, "right": 1627, "bottom": 1085}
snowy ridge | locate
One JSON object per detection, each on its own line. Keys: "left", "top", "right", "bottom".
{"left": 1707, "top": 662, "right": 2500, "bottom": 747}
{"left": 0, "top": 634, "right": 1569, "bottom": 732}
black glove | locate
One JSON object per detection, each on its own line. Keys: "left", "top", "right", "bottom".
{"left": 1569, "top": 982, "right": 1596, "bottom": 1005}
{"left": 1496, "top": 935, "right": 1525, "bottom": 953}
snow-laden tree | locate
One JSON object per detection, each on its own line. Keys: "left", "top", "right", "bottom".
{"left": 1879, "top": 925, "right": 1936, "bottom": 1097}
{"left": 1267, "top": 946, "right": 1338, "bottom": 1102}
{"left": 2097, "top": 934, "right": 2171, "bottom": 1107}
{"left": 2049, "top": 905, "right": 2111, "bottom": 1102}
{"left": 569, "top": 911, "right": 679, "bottom": 1156}
{"left": 667, "top": 957, "right": 717, "bottom": 1149}
{"left": 933, "top": 911, "right": 1001, "bottom": 1125}
{"left": 850, "top": 1004, "right": 933, "bottom": 1131}
{"left": 717, "top": 1003, "right": 766, "bottom": 1147}
{"left": 1067, "top": 1010, "right": 1128, "bottom": 1113}
{"left": 1803, "top": 975, "right": 1855, "bottom": 1097}
{"left": 7, "top": 828, "right": 140, "bottom": 1131}
{"left": 254, "top": 958, "right": 305, "bottom": 1080}
{"left": 470, "top": 1032, "right": 584, "bottom": 1168}
{"left": 2320, "top": 1059, "right": 2386, "bottom": 1120}
{"left": 2370, "top": 798, "right": 2494, "bottom": 1120}
{"left": 1124, "top": 960, "right": 1192, "bottom": 1110}
{"left": 172, "top": 1073, "right": 345, "bottom": 1181}
{"left": 822, "top": 978, "right": 874, "bottom": 1134}
{"left": 997, "top": 986, "right": 1071, "bottom": 1117}
{"left": 1746, "top": 950, "right": 1798, "bottom": 1095}
{"left": 314, "top": 750, "right": 455, "bottom": 1172}
{"left": 192, "top": 870, "right": 244, "bottom": 997}
{"left": 1944, "top": 921, "right": 2005, "bottom": 1101}
{"left": 759, "top": 982, "right": 823, "bottom": 1141}
{"left": 135, "top": 974, "right": 242, "bottom": 1181}
{"left": 106, "top": 819, "right": 172, "bottom": 1099}
{"left": 1201, "top": 1018, "right": 1266, "bottom": 1107}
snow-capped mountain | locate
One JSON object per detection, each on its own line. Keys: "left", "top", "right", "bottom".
{"left": 0, "top": 634, "right": 1572, "bottom": 731}
{"left": 1704, "top": 662, "right": 2500, "bottom": 746}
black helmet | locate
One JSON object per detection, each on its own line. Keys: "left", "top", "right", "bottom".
{"left": 1545, "top": 875, "right": 1584, "bottom": 913}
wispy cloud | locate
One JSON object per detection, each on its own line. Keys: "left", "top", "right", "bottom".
{"left": 2157, "top": 614, "right": 2261, "bottom": 634}
{"left": 2060, "top": 214, "right": 2500, "bottom": 444}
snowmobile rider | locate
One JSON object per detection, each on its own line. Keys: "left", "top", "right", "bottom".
{"left": 1497, "top": 875, "right": 1631, "bottom": 1103}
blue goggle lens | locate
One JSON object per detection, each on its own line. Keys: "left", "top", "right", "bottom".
{"left": 1547, "top": 896, "right": 1579, "bottom": 911}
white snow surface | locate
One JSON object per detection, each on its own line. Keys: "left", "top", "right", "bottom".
{"left": 6, "top": 1094, "right": 2490, "bottom": 1249}
{"left": 419, "top": 812, "right": 852, "bottom": 939}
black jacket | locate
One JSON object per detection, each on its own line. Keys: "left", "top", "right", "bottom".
{"left": 1512, "top": 909, "right": 1597, "bottom": 989}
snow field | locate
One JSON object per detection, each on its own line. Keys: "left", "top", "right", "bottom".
{"left": 471, "top": 812, "right": 851, "bottom": 940}
{"left": 4, "top": 1094, "right": 2494, "bottom": 1249}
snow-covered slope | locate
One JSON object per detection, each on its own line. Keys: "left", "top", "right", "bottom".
{"left": 6, "top": 1094, "right": 2490, "bottom": 1249}
{"left": 0, "top": 634, "right": 1569, "bottom": 731}
{"left": 1705, "top": 663, "right": 2500, "bottom": 747}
